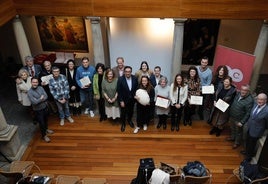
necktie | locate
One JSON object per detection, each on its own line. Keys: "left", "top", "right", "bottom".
{"left": 252, "top": 106, "right": 260, "bottom": 118}
{"left": 177, "top": 87, "right": 180, "bottom": 104}
{"left": 30, "top": 67, "right": 35, "bottom": 77}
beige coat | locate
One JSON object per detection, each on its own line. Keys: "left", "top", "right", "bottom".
{"left": 16, "top": 77, "right": 32, "bottom": 106}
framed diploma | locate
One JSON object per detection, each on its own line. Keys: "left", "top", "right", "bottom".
{"left": 190, "top": 95, "right": 203, "bottom": 105}
{"left": 202, "top": 85, "right": 215, "bottom": 94}
{"left": 79, "top": 76, "right": 91, "bottom": 86}
{"left": 41, "top": 74, "right": 53, "bottom": 85}
{"left": 215, "top": 99, "right": 229, "bottom": 112}
{"left": 155, "top": 96, "right": 170, "bottom": 108}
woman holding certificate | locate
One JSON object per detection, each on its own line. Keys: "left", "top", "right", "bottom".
{"left": 209, "top": 76, "right": 236, "bottom": 136}
{"left": 184, "top": 66, "right": 201, "bottom": 126}
{"left": 155, "top": 76, "right": 170, "bottom": 130}
{"left": 170, "top": 74, "right": 188, "bottom": 131}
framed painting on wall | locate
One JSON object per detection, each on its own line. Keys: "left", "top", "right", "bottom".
{"left": 35, "top": 16, "right": 88, "bottom": 52}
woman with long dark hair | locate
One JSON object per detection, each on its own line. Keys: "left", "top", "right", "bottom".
{"left": 65, "top": 59, "right": 81, "bottom": 115}
{"left": 93, "top": 63, "right": 107, "bottom": 121}
{"left": 170, "top": 74, "right": 188, "bottom": 131}
{"left": 134, "top": 76, "right": 155, "bottom": 133}
{"left": 184, "top": 66, "right": 201, "bottom": 126}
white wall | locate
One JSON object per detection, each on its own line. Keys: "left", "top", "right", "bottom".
{"left": 108, "top": 18, "right": 174, "bottom": 82}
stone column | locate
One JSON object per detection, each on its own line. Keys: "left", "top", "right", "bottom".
{"left": 0, "top": 107, "right": 25, "bottom": 161}
{"left": 89, "top": 17, "right": 105, "bottom": 65}
{"left": 250, "top": 20, "right": 268, "bottom": 91}
{"left": 171, "top": 18, "right": 187, "bottom": 81}
{"left": 13, "top": 15, "right": 31, "bottom": 66}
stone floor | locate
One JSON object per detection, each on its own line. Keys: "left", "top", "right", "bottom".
{"left": 0, "top": 76, "right": 37, "bottom": 182}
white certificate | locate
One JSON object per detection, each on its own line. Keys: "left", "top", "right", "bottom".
{"left": 80, "top": 76, "right": 91, "bottom": 86}
{"left": 155, "top": 96, "right": 170, "bottom": 108}
{"left": 215, "top": 99, "right": 229, "bottom": 112}
{"left": 202, "top": 85, "right": 215, "bottom": 94}
{"left": 190, "top": 95, "right": 203, "bottom": 105}
{"left": 41, "top": 74, "right": 53, "bottom": 85}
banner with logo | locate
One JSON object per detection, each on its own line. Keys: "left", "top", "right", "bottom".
{"left": 213, "top": 45, "right": 255, "bottom": 89}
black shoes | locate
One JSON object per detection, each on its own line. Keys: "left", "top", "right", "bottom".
{"left": 121, "top": 123, "right": 126, "bottom": 132}
{"left": 215, "top": 129, "right": 222, "bottom": 137}
{"left": 176, "top": 126, "right": 180, "bottom": 131}
{"left": 209, "top": 127, "right": 222, "bottom": 136}
{"left": 209, "top": 127, "right": 217, "bottom": 135}
{"left": 240, "top": 150, "right": 247, "bottom": 155}
{"left": 128, "top": 121, "right": 134, "bottom": 128}
{"left": 157, "top": 123, "right": 162, "bottom": 129}
{"left": 163, "top": 124, "right": 167, "bottom": 130}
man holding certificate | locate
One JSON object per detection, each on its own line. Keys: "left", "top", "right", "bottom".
{"left": 75, "top": 57, "right": 96, "bottom": 117}
{"left": 208, "top": 76, "right": 236, "bottom": 137}
{"left": 196, "top": 56, "right": 212, "bottom": 120}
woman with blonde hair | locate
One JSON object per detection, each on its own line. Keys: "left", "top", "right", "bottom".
{"left": 16, "top": 69, "right": 32, "bottom": 107}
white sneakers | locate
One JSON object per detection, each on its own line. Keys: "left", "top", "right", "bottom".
{"left": 46, "top": 129, "right": 54, "bottom": 134}
{"left": 60, "top": 119, "right": 64, "bottom": 126}
{"left": 143, "top": 124, "right": 148, "bottom": 131}
{"left": 84, "top": 108, "right": 89, "bottom": 115}
{"left": 89, "top": 110, "right": 94, "bottom": 117}
{"left": 84, "top": 108, "right": 94, "bottom": 117}
{"left": 67, "top": 117, "right": 74, "bottom": 123}
{"left": 43, "top": 135, "right": 51, "bottom": 143}
{"left": 133, "top": 124, "right": 148, "bottom": 133}
{"left": 133, "top": 127, "right": 140, "bottom": 134}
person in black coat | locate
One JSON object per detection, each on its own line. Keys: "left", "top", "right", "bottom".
{"left": 117, "top": 66, "right": 138, "bottom": 132}
{"left": 64, "top": 59, "right": 81, "bottom": 115}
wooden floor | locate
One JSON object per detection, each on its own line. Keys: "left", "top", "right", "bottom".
{"left": 22, "top": 114, "right": 244, "bottom": 183}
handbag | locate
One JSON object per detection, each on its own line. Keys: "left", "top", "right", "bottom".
{"left": 131, "top": 158, "right": 155, "bottom": 184}
{"left": 159, "top": 162, "right": 176, "bottom": 175}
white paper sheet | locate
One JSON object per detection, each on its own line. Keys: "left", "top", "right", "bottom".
{"left": 190, "top": 95, "right": 203, "bottom": 105}
{"left": 215, "top": 99, "right": 229, "bottom": 112}
{"left": 202, "top": 85, "right": 215, "bottom": 94}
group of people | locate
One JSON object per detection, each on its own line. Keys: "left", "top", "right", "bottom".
{"left": 15, "top": 55, "right": 268, "bottom": 162}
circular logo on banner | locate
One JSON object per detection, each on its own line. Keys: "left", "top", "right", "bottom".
{"left": 226, "top": 65, "right": 243, "bottom": 82}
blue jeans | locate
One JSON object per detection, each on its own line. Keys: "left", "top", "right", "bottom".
{"left": 80, "top": 87, "right": 94, "bottom": 111}
{"left": 55, "top": 100, "right": 70, "bottom": 119}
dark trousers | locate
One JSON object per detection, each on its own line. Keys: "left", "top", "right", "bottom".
{"left": 35, "top": 108, "right": 48, "bottom": 137}
{"left": 120, "top": 100, "right": 135, "bottom": 125}
{"left": 184, "top": 103, "right": 196, "bottom": 121}
{"left": 158, "top": 114, "right": 168, "bottom": 125}
{"left": 136, "top": 103, "right": 151, "bottom": 127}
{"left": 171, "top": 106, "right": 184, "bottom": 127}
{"left": 97, "top": 98, "right": 106, "bottom": 118}
{"left": 197, "top": 94, "right": 210, "bottom": 120}
{"left": 246, "top": 131, "right": 259, "bottom": 158}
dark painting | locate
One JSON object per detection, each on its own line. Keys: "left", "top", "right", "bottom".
{"left": 35, "top": 16, "right": 88, "bottom": 52}
{"left": 182, "top": 19, "right": 220, "bottom": 65}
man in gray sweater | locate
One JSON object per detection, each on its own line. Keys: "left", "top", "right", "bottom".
{"left": 28, "top": 77, "right": 54, "bottom": 142}
{"left": 227, "top": 84, "right": 254, "bottom": 149}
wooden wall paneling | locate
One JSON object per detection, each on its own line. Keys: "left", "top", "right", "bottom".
{"left": 13, "top": 0, "right": 94, "bottom": 17}
{"left": 0, "top": 0, "right": 17, "bottom": 26}
{"left": 179, "top": 0, "right": 268, "bottom": 19}
{"left": 92, "top": 0, "right": 181, "bottom": 18}
{"left": 11, "top": 0, "right": 268, "bottom": 20}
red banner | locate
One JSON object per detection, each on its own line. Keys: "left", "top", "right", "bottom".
{"left": 213, "top": 45, "right": 255, "bottom": 89}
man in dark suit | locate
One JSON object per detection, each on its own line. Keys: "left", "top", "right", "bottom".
{"left": 241, "top": 93, "right": 268, "bottom": 161}
{"left": 149, "top": 66, "right": 163, "bottom": 88}
{"left": 22, "top": 56, "right": 42, "bottom": 78}
{"left": 117, "top": 66, "right": 138, "bottom": 132}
